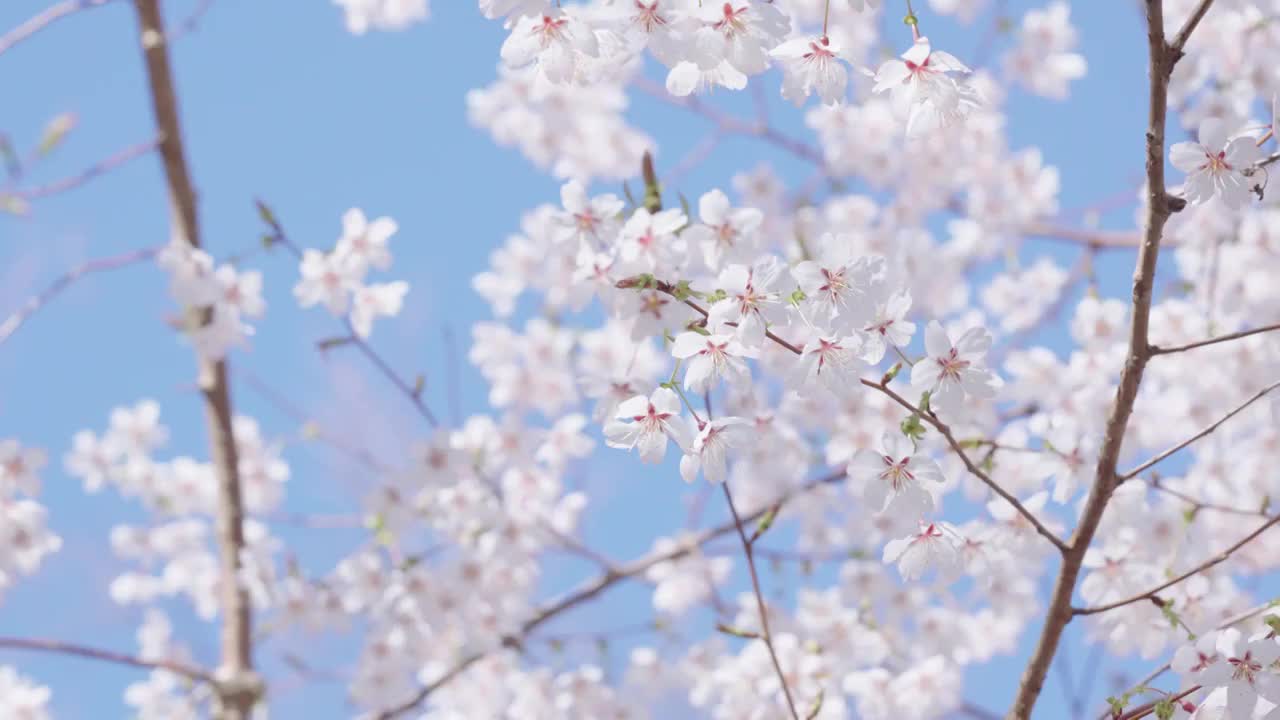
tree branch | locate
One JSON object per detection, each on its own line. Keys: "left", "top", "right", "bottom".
{"left": 131, "top": 0, "right": 261, "bottom": 716}
{"left": 0, "top": 244, "right": 162, "bottom": 347}
{"left": 721, "top": 481, "right": 801, "bottom": 720}
{"left": 1119, "top": 379, "right": 1280, "bottom": 481}
{"left": 15, "top": 137, "right": 158, "bottom": 200}
{"left": 0, "top": 0, "right": 116, "bottom": 57}
{"left": 1073, "top": 513, "right": 1280, "bottom": 616}
{"left": 1151, "top": 322, "right": 1280, "bottom": 355}
{"left": 0, "top": 636, "right": 214, "bottom": 683}
{"left": 373, "top": 468, "right": 846, "bottom": 719}
{"left": 1168, "top": 0, "right": 1217, "bottom": 57}
{"left": 1006, "top": 1, "right": 1192, "bottom": 715}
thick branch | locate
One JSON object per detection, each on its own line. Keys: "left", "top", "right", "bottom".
{"left": 373, "top": 469, "right": 846, "bottom": 719}
{"left": 1006, "top": 1, "right": 1190, "bottom": 716}
{"left": 1119, "top": 379, "right": 1280, "bottom": 480}
{"left": 0, "top": 0, "right": 115, "bottom": 57}
{"left": 131, "top": 0, "right": 260, "bottom": 716}
{"left": 722, "top": 482, "right": 801, "bottom": 720}
{"left": 0, "top": 636, "right": 213, "bottom": 683}
{"left": 1073, "top": 513, "right": 1280, "bottom": 616}
{"left": 1151, "top": 322, "right": 1280, "bottom": 355}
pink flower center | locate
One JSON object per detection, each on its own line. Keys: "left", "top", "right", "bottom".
{"left": 936, "top": 348, "right": 970, "bottom": 381}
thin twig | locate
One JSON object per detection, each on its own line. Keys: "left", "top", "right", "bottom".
{"left": 722, "top": 481, "right": 801, "bottom": 720}
{"left": 1150, "top": 322, "right": 1280, "bottom": 355}
{"left": 1146, "top": 477, "right": 1269, "bottom": 518}
{"left": 1073, "top": 513, "right": 1280, "bottom": 616}
{"left": 16, "top": 138, "right": 158, "bottom": 200}
{"left": 1119, "top": 380, "right": 1280, "bottom": 481}
{"left": 0, "top": 636, "right": 214, "bottom": 684}
{"left": 0, "top": 0, "right": 116, "bottom": 57}
{"left": 0, "top": 245, "right": 161, "bottom": 347}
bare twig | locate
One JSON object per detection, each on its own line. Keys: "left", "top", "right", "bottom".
{"left": 722, "top": 481, "right": 801, "bottom": 720}
{"left": 16, "top": 138, "right": 158, "bottom": 200}
{"left": 131, "top": 1, "right": 261, "bottom": 716}
{"left": 0, "top": 245, "right": 161, "bottom": 347}
{"left": 1119, "top": 380, "right": 1280, "bottom": 481}
{"left": 0, "top": 0, "right": 116, "bottom": 57}
{"left": 1168, "top": 0, "right": 1217, "bottom": 57}
{"left": 1074, "top": 513, "right": 1280, "bottom": 616}
{"left": 1146, "top": 477, "right": 1270, "bottom": 518}
{"left": 1151, "top": 322, "right": 1280, "bottom": 355}
{"left": 0, "top": 636, "right": 214, "bottom": 683}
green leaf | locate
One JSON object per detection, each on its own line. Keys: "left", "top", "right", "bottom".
{"left": 715, "top": 623, "right": 760, "bottom": 639}
{"left": 749, "top": 504, "right": 781, "bottom": 544}
{"left": 317, "top": 336, "right": 354, "bottom": 351}
{"left": 37, "top": 113, "right": 76, "bottom": 157}
{"left": 805, "top": 689, "right": 824, "bottom": 720}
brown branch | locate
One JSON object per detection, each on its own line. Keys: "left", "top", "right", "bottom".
{"left": 1115, "top": 685, "right": 1200, "bottom": 720}
{"left": 0, "top": 0, "right": 116, "bottom": 57}
{"left": 0, "top": 636, "right": 214, "bottom": 684}
{"left": 1146, "top": 477, "right": 1270, "bottom": 518}
{"left": 0, "top": 244, "right": 161, "bottom": 347}
{"left": 372, "top": 469, "right": 846, "bottom": 719}
{"left": 131, "top": 1, "right": 261, "bottom": 716}
{"left": 1151, "top": 322, "right": 1280, "bottom": 355}
{"left": 1168, "top": 0, "right": 1217, "bottom": 56}
{"left": 1073, "top": 513, "right": 1280, "bottom": 616}
{"left": 721, "top": 481, "right": 801, "bottom": 720}
{"left": 1022, "top": 223, "right": 1147, "bottom": 249}
{"left": 1118, "top": 379, "right": 1280, "bottom": 481}
{"left": 16, "top": 137, "right": 158, "bottom": 200}
{"left": 1006, "top": 1, "right": 1193, "bottom": 715}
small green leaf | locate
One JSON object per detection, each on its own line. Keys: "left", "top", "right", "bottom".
{"left": 318, "top": 336, "right": 354, "bottom": 351}
{"left": 715, "top": 623, "right": 760, "bottom": 639}
{"left": 788, "top": 288, "right": 807, "bottom": 306}
{"left": 805, "top": 689, "right": 824, "bottom": 720}
{"left": 37, "top": 113, "right": 76, "bottom": 157}
{"left": 749, "top": 504, "right": 781, "bottom": 544}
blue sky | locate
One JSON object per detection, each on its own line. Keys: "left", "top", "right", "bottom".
{"left": 0, "top": 0, "right": 1212, "bottom": 717}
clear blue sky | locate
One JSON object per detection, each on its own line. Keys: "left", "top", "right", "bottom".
{"left": 0, "top": 0, "right": 1207, "bottom": 717}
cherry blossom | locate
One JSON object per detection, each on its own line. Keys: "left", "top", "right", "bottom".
{"left": 681, "top": 188, "right": 764, "bottom": 271}
{"left": 679, "top": 416, "right": 750, "bottom": 483}
{"left": 706, "top": 256, "right": 786, "bottom": 346}
{"left": 872, "top": 36, "right": 980, "bottom": 136}
{"left": 1170, "top": 119, "right": 1262, "bottom": 209}
{"left": 770, "top": 34, "right": 849, "bottom": 106}
{"left": 911, "top": 321, "right": 1001, "bottom": 416}
{"left": 848, "top": 431, "right": 945, "bottom": 520}
{"left": 334, "top": 0, "right": 429, "bottom": 34}
{"left": 604, "top": 387, "right": 693, "bottom": 463}
{"left": 500, "top": 10, "right": 600, "bottom": 85}
{"left": 883, "top": 521, "right": 960, "bottom": 580}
